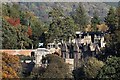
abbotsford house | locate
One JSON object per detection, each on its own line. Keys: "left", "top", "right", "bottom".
{"left": 32, "top": 31, "right": 106, "bottom": 70}
{"left": 0, "top": 31, "right": 106, "bottom": 70}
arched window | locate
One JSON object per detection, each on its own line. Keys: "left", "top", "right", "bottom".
{"left": 31, "top": 51, "right": 35, "bottom": 57}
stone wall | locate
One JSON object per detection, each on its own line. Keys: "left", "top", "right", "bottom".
{"left": 0, "top": 49, "right": 34, "bottom": 56}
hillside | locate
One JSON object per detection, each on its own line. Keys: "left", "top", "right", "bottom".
{"left": 18, "top": 2, "right": 111, "bottom": 22}
{"left": 105, "top": 2, "right": 118, "bottom": 7}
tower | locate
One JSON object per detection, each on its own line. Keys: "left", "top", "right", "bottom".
{"left": 61, "top": 42, "right": 69, "bottom": 59}
{"left": 73, "top": 39, "right": 81, "bottom": 69}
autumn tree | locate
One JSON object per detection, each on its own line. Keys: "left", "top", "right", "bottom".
{"left": 2, "top": 52, "right": 22, "bottom": 78}
{"left": 27, "top": 26, "right": 32, "bottom": 37}
{"left": 97, "top": 23, "right": 109, "bottom": 32}
{"left": 2, "top": 3, "right": 33, "bottom": 49}
{"left": 85, "top": 25, "right": 92, "bottom": 32}
{"left": 2, "top": 3, "right": 48, "bottom": 49}
{"left": 2, "top": 17, "right": 32, "bottom": 49}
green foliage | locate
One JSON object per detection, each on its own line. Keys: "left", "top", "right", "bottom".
{"left": 41, "top": 63, "right": 64, "bottom": 78}
{"left": 91, "top": 11, "right": 101, "bottom": 31}
{"left": 2, "top": 3, "right": 48, "bottom": 49}
{"left": 104, "top": 7, "right": 120, "bottom": 57}
{"left": 83, "top": 57, "right": 104, "bottom": 78}
{"left": 17, "top": 25, "right": 32, "bottom": 49}
{"left": 72, "top": 3, "right": 89, "bottom": 31}
{"left": 20, "top": 11, "right": 28, "bottom": 26}
{"left": 2, "top": 3, "right": 79, "bottom": 49}
{"left": 73, "top": 57, "right": 104, "bottom": 78}
{"left": 47, "top": 8, "right": 65, "bottom": 42}
{"left": 97, "top": 56, "right": 120, "bottom": 78}
{"left": 2, "top": 17, "right": 32, "bottom": 49}
{"left": 2, "top": 3, "right": 32, "bottom": 49}
{"left": 105, "top": 7, "right": 118, "bottom": 32}
{"left": 42, "top": 54, "right": 71, "bottom": 78}
{"left": 61, "top": 17, "right": 78, "bottom": 41}
{"left": 30, "top": 16, "right": 47, "bottom": 48}
{"left": 2, "top": 18, "right": 18, "bottom": 49}
{"left": 2, "top": 3, "right": 20, "bottom": 18}
{"left": 47, "top": 8, "right": 78, "bottom": 42}
{"left": 31, "top": 54, "right": 71, "bottom": 78}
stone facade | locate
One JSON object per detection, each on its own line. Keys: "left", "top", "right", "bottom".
{"left": 33, "top": 48, "right": 51, "bottom": 67}
{"left": 61, "top": 31, "right": 106, "bottom": 70}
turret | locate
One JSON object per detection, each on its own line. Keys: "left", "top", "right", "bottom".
{"left": 61, "top": 42, "right": 69, "bottom": 59}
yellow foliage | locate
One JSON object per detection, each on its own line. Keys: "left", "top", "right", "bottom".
{"left": 85, "top": 24, "right": 108, "bottom": 32}
{"left": 97, "top": 23, "right": 109, "bottom": 32}
{"left": 26, "top": 11, "right": 35, "bottom": 18}
{"left": 85, "top": 25, "right": 92, "bottom": 32}
{"left": 2, "top": 52, "right": 21, "bottom": 78}
{"left": 4, "top": 16, "right": 10, "bottom": 20}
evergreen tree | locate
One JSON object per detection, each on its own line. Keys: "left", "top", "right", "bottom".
{"left": 104, "top": 7, "right": 119, "bottom": 57}
{"left": 91, "top": 11, "right": 101, "bottom": 31}
{"left": 47, "top": 8, "right": 64, "bottom": 42}
{"left": 30, "top": 16, "right": 47, "bottom": 48}
{"left": 72, "top": 3, "right": 89, "bottom": 31}
{"left": 105, "top": 7, "right": 118, "bottom": 33}
{"left": 113, "top": 6, "right": 120, "bottom": 56}
{"left": 61, "top": 17, "right": 78, "bottom": 41}
{"left": 47, "top": 7, "right": 78, "bottom": 42}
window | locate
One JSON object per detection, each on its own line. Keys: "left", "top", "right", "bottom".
{"left": 31, "top": 51, "right": 35, "bottom": 57}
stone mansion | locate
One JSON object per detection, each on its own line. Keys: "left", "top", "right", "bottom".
{"left": 33, "top": 31, "right": 106, "bottom": 70}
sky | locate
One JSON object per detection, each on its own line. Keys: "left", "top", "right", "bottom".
{"left": 1, "top": 0, "right": 120, "bottom": 2}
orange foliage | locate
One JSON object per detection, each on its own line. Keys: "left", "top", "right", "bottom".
{"left": 4, "top": 16, "right": 10, "bottom": 20}
{"left": 7, "top": 18, "right": 20, "bottom": 26}
{"left": 2, "top": 52, "right": 21, "bottom": 78}
{"left": 27, "top": 26, "right": 32, "bottom": 37}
